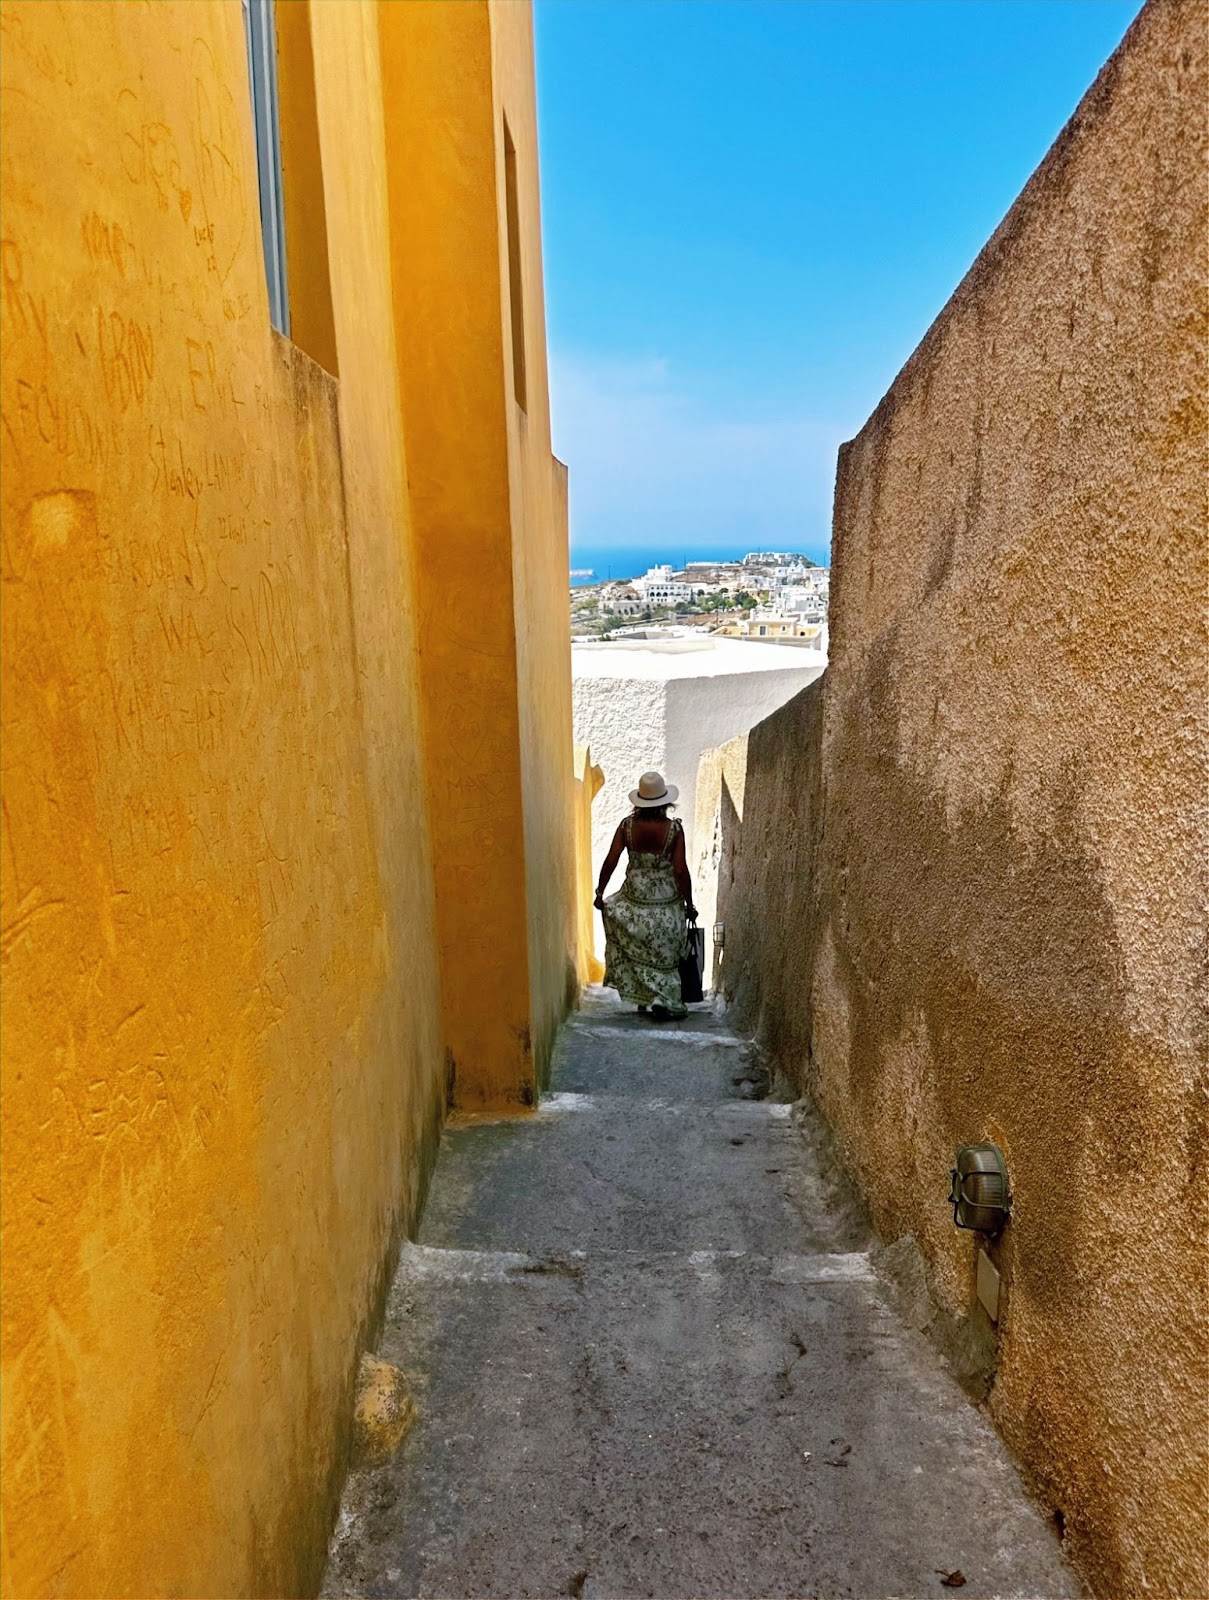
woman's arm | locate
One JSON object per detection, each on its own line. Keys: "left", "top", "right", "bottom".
{"left": 671, "top": 825, "right": 697, "bottom": 918}
{"left": 594, "top": 823, "right": 626, "bottom": 909}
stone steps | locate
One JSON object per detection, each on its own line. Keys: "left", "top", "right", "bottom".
{"left": 321, "top": 994, "right": 1081, "bottom": 1600}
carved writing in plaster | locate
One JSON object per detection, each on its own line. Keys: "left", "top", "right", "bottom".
{"left": 145, "top": 425, "right": 254, "bottom": 509}
{"left": 81, "top": 213, "right": 137, "bottom": 279}
{"left": 1, "top": 887, "right": 68, "bottom": 963}
{"left": 116, "top": 88, "right": 192, "bottom": 222}
{"left": 96, "top": 309, "right": 155, "bottom": 412}
{"left": 0, "top": 4, "right": 79, "bottom": 90}
{"left": 216, "top": 514, "right": 253, "bottom": 546}
{"left": 154, "top": 602, "right": 215, "bottom": 662}
{"left": 0, "top": 239, "right": 49, "bottom": 355}
{"left": 148, "top": 424, "right": 203, "bottom": 500}
{"left": 228, "top": 564, "right": 303, "bottom": 685}
{"left": 179, "top": 686, "right": 227, "bottom": 754}
{"left": 190, "top": 37, "right": 246, "bottom": 284}
{"left": 10, "top": 379, "right": 116, "bottom": 470}
{"left": 204, "top": 447, "right": 249, "bottom": 498}
{"left": 184, "top": 335, "right": 245, "bottom": 419}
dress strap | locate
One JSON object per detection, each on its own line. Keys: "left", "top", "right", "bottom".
{"left": 660, "top": 818, "right": 680, "bottom": 860}
{"left": 623, "top": 815, "right": 633, "bottom": 849}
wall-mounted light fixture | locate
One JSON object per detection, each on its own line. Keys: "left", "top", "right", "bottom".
{"left": 712, "top": 922, "right": 725, "bottom": 952}
{"left": 949, "top": 1143, "right": 1011, "bottom": 1234}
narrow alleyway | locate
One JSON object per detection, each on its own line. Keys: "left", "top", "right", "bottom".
{"left": 322, "top": 992, "right": 1078, "bottom": 1600}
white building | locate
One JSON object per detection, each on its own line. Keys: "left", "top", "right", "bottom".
{"left": 646, "top": 581, "right": 694, "bottom": 606}
{"left": 742, "top": 551, "right": 798, "bottom": 567}
{"left": 773, "top": 566, "right": 829, "bottom": 592}
{"left": 600, "top": 587, "right": 643, "bottom": 616}
{"left": 779, "top": 584, "right": 828, "bottom": 619}
{"left": 572, "top": 636, "right": 826, "bottom": 960}
{"left": 633, "top": 565, "right": 693, "bottom": 606}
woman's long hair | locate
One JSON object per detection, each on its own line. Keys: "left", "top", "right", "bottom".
{"left": 631, "top": 803, "right": 673, "bottom": 819}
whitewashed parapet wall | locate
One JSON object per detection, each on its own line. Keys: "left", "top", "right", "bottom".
{"left": 572, "top": 639, "right": 824, "bottom": 960}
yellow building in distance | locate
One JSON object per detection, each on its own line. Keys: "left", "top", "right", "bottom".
{"left": 716, "top": 617, "right": 825, "bottom": 644}
{"left": 0, "top": 1, "right": 576, "bottom": 1593}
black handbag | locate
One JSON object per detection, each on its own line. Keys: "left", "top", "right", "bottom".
{"left": 678, "top": 919, "right": 706, "bottom": 1004}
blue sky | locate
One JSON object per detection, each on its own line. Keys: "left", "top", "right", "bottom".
{"left": 534, "top": 0, "right": 1143, "bottom": 565}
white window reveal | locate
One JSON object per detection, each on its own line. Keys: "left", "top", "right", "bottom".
{"left": 241, "top": 0, "right": 290, "bottom": 334}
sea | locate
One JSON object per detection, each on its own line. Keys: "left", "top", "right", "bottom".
{"left": 568, "top": 543, "right": 824, "bottom": 588}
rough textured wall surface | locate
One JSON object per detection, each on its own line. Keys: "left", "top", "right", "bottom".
{"left": 705, "top": 6, "right": 1208, "bottom": 1595}
{"left": 0, "top": 1, "right": 441, "bottom": 1593}
{"left": 664, "top": 660, "right": 824, "bottom": 870}
{"left": 693, "top": 682, "right": 825, "bottom": 1013}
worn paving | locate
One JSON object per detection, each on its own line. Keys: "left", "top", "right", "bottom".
{"left": 322, "top": 988, "right": 1080, "bottom": 1600}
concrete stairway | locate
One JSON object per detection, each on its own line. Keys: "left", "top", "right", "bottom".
{"left": 322, "top": 989, "right": 1079, "bottom": 1600}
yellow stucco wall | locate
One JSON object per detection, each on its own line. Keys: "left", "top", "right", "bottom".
{"left": 379, "top": 0, "right": 576, "bottom": 1110}
{"left": 0, "top": 0, "right": 573, "bottom": 1590}
{"left": 698, "top": 8, "right": 1207, "bottom": 1595}
{"left": 276, "top": 0, "right": 339, "bottom": 378}
{"left": 492, "top": 0, "right": 579, "bottom": 1084}
{"left": 573, "top": 745, "right": 605, "bottom": 987}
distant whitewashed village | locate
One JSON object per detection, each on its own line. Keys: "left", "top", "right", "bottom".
{"left": 570, "top": 551, "right": 830, "bottom": 650}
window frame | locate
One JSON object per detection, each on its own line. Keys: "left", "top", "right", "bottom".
{"left": 241, "top": 0, "right": 290, "bottom": 335}
{"left": 502, "top": 116, "right": 527, "bottom": 412}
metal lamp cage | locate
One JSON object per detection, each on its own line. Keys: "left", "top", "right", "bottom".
{"left": 949, "top": 1142, "right": 1011, "bottom": 1234}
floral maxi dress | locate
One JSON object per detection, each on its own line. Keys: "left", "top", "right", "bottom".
{"left": 602, "top": 816, "right": 688, "bottom": 1017}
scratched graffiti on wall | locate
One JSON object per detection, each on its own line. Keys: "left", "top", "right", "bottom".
{"left": 0, "top": 14, "right": 385, "bottom": 1587}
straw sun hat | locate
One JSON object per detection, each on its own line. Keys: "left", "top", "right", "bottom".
{"left": 629, "top": 770, "right": 678, "bottom": 808}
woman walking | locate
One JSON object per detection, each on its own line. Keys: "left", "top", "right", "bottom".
{"left": 594, "top": 771, "right": 697, "bottom": 1020}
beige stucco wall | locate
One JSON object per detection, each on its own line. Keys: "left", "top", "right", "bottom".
{"left": 701, "top": 5, "right": 1208, "bottom": 1595}
{"left": 695, "top": 690, "right": 820, "bottom": 1036}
